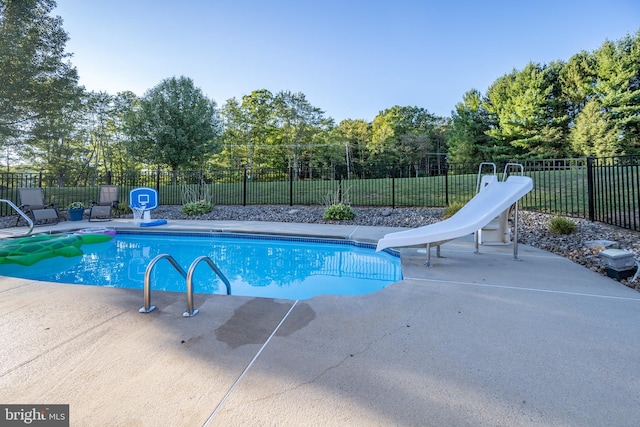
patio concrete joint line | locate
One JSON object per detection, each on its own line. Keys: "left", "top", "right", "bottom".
{"left": 202, "top": 299, "right": 300, "bottom": 427}
{"left": 347, "top": 225, "right": 360, "bottom": 240}
{"left": 406, "top": 277, "right": 640, "bottom": 301}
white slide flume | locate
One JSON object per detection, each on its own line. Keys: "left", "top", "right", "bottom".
{"left": 376, "top": 175, "right": 534, "bottom": 251}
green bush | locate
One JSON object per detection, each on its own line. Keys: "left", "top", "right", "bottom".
{"left": 549, "top": 215, "right": 576, "bottom": 235}
{"left": 443, "top": 201, "right": 466, "bottom": 219}
{"left": 323, "top": 203, "right": 356, "bottom": 221}
{"left": 181, "top": 200, "right": 213, "bottom": 216}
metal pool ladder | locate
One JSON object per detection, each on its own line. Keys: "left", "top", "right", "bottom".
{"left": 139, "top": 254, "right": 232, "bottom": 317}
{"left": 0, "top": 199, "right": 33, "bottom": 236}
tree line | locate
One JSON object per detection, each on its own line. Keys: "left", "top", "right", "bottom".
{"left": 447, "top": 34, "right": 640, "bottom": 163}
{"left": 1, "top": 0, "right": 639, "bottom": 187}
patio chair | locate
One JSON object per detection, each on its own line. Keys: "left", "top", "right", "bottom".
{"left": 17, "top": 187, "right": 59, "bottom": 225}
{"left": 89, "top": 185, "right": 119, "bottom": 221}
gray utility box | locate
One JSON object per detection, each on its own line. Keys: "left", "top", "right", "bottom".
{"left": 600, "top": 249, "right": 636, "bottom": 270}
{"left": 600, "top": 249, "right": 637, "bottom": 280}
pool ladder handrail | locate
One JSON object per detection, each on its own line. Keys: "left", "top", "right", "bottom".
{"left": 139, "top": 254, "right": 231, "bottom": 317}
{"left": 0, "top": 199, "right": 34, "bottom": 236}
{"left": 475, "top": 162, "right": 497, "bottom": 193}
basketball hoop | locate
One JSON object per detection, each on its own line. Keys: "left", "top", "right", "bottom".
{"left": 130, "top": 187, "right": 160, "bottom": 225}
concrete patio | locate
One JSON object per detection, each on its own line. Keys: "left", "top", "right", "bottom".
{"left": 1, "top": 219, "right": 639, "bottom": 426}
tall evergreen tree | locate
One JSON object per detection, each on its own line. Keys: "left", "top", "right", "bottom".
{"left": 559, "top": 50, "right": 598, "bottom": 122}
{"left": 484, "top": 62, "right": 569, "bottom": 159}
{"left": 594, "top": 32, "right": 640, "bottom": 154}
{"left": 446, "top": 89, "right": 492, "bottom": 163}
{"left": 570, "top": 98, "right": 619, "bottom": 157}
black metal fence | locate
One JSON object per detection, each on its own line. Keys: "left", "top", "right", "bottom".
{"left": 1, "top": 155, "right": 638, "bottom": 231}
{"left": 587, "top": 156, "right": 640, "bottom": 231}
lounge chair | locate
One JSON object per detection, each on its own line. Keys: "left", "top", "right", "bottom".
{"left": 89, "top": 185, "right": 119, "bottom": 221}
{"left": 17, "top": 187, "right": 59, "bottom": 225}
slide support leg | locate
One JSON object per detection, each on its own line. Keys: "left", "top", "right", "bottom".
{"left": 513, "top": 201, "right": 520, "bottom": 261}
{"left": 474, "top": 231, "right": 480, "bottom": 254}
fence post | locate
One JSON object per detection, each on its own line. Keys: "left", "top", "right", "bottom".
{"left": 391, "top": 167, "right": 396, "bottom": 209}
{"left": 243, "top": 168, "right": 248, "bottom": 206}
{"left": 445, "top": 168, "right": 449, "bottom": 206}
{"left": 155, "top": 169, "right": 162, "bottom": 205}
{"left": 586, "top": 156, "right": 595, "bottom": 222}
{"left": 289, "top": 167, "right": 293, "bottom": 206}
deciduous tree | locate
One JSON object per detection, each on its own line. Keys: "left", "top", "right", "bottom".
{"left": 126, "top": 76, "right": 221, "bottom": 174}
{"left": 274, "top": 91, "right": 326, "bottom": 178}
{"left": 220, "top": 89, "right": 277, "bottom": 169}
{"left": 370, "top": 106, "right": 444, "bottom": 176}
{"left": 335, "top": 119, "right": 371, "bottom": 176}
{"left": 0, "top": 0, "right": 80, "bottom": 148}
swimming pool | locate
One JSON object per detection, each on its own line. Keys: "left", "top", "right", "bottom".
{"left": 0, "top": 231, "right": 402, "bottom": 300}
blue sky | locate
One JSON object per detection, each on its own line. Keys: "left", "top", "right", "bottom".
{"left": 55, "top": 0, "right": 639, "bottom": 122}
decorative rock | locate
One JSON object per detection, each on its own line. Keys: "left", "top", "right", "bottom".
{"left": 584, "top": 240, "right": 618, "bottom": 251}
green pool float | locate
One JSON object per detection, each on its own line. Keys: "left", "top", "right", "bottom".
{"left": 0, "top": 233, "right": 114, "bottom": 266}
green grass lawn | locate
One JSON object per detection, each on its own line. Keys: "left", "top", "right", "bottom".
{"left": 1, "top": 165, "right": 636, "bottom": 230}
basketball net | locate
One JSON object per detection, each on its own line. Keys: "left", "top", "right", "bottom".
{"left": 132, "top": 204, "right": 146, "bottom": 224}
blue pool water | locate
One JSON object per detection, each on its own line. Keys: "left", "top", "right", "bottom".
{"left": 0, "top": 232, "right": 402, "bottom": 300}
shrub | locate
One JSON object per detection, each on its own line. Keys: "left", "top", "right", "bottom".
{"left": 323, "top": 203, "right": 356, "bottom": 221}
{"left": 115, "top": 205, "right": 131, "bottom": 216}
{"left": 181, "top": 200, "right": 213, "bottom": 216}
{"left": 320, "top": 184, "right": 355, "bottom": 221}
{"left": 549, "top": 215, "right": 576, "bottom": 235}
{"left": 443, "top": 201, "right": 465, "bottom": 219}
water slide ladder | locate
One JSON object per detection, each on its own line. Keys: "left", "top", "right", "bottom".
{"left": 475, "top": 162, "right": 525, "bottom": 247}
{"left": 139, "top": 254, "right": 232, "bottom": 317}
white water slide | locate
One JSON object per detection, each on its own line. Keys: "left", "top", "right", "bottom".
{"left": 376, "top": 175, "right": 534, "bottom": 256}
